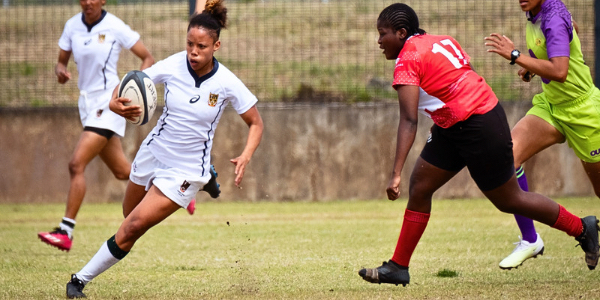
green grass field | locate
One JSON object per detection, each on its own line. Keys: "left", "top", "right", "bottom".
{"left": 1, "top": 198, "right": 600, "bottom": 299}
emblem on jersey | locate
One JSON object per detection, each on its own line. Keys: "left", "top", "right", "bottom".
{"left": 96, "top": 109, "right": 103, "bottom": 117}
{"left": 180, "top": 180, "right": 191, "bottom": 193}
{"left": 98, "top": 34, "right": 106, "bottom": 44}
{"left": 84, "top": 39, "right": 92, "bottom": 46}
{"left": 208, "top": 93, "right": 219, "bottom": 107}
{"left": 535, "top": 38, "right": 542, "bottom": 46}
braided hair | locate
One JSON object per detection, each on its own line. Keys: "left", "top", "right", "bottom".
{"left": 378, "top": 3, "right": 426, "bottom": 37}
{"left": 188, "top": 0, "right": 228, "bottom": 41}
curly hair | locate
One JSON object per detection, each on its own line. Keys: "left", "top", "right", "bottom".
{"left": 188, "top": 0, "right": 228, "bottom": 40}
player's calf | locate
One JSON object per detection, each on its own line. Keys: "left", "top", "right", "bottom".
{"left": 201, "top": 164, "right": 221, "bottom": 198}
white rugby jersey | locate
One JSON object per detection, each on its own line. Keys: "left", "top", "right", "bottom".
{"left": 142, "top": 51, "right": 258, "bottom": 176}
{"left": 58, "top": 10, "right": 140, "bottom": 93}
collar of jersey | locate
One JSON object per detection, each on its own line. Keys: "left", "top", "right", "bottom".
{"left": 81, "top": 10, "right": 107, "bottom": 32}
{"left": 526, "top": 0, "right": 552, "bottom": 24}
{"left": 187, "top": 57, "right": 219, "bottom": 88}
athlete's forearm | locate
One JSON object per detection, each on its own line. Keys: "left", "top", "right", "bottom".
{"left": 239, "top": 106, "right": 264, "bottom": 161}
{"left": 514, "top": 54, "right": 569, "bottom": 83}
{"left": 392, "top": 116, "right": 417, "bottom": 177}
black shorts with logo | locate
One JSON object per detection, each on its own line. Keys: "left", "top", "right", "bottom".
{"left": 420, "top": 103, "right": 515, "bottom": 191}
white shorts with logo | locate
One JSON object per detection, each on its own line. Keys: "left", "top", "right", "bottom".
{"left": 129, "top": 145, "right": 210, "bottom": 208}
{"left": 78, "top": 89, "right": 126, "bottom": 137}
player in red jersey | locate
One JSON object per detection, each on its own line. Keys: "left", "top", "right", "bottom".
{"left": 358, "top": 3, "right": 599, "bottom": 286}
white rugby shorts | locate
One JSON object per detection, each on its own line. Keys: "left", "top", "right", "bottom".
{"left": 129, "top": 145, "right": 210, "bottom": 208}
{"left": 78, "top": 89, "right": 126, "bottom": 137}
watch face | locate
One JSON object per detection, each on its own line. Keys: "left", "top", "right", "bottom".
{"left": 512, "top": 50, "right": 519, "bottom": 56}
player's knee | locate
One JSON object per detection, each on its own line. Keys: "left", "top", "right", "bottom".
{"left": 112, "top": 164, "right": 130, "bottom": 180}
{"left": 121, "top": 220, "right": 147, "bottom": 243}
{"left": 114, "top": 171, "right": 129, "bottom": 181}
{"left": 68, "top": 160, "right": 86, "bottom": 177}
{"left": 491, "top": 198, "right": 520, "bottom": 214}
{"left": 407, "top": 190, "right": 434, "bottom": 211}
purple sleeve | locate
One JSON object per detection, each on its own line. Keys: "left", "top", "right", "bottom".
{"left": 541, "top": 13, "right": 572, "bottom": 58}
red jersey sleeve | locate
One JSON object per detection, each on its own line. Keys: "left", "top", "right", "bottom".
{"left": 392, "top": 42, "right": 420, "bottom": 87}
{"left": 389, "top": 34, "right": 498, "bottom": 128}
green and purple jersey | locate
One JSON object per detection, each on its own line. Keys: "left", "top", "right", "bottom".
{"left": 525, "top": 0, "right": 594, "bottom": 105}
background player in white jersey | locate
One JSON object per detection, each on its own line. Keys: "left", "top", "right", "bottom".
{"left": 38, "top": 0, "right": 154, "bottom": 252}
{"left": 64, "top": 0, "right": 264, "bottom": 297}
{"left": 486, "top": 0, "right": 600, "bottom": 270}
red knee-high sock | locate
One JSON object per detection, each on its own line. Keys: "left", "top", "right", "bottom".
{"left": 552, "top": 205, "right": 583, "bottom": 237}
{"left": 391, "top": 209, "right": 430, "bottom": 267}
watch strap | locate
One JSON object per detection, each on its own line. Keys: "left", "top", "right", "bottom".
{"left": 510, "top": 50, "right": 520, "bottom": 65}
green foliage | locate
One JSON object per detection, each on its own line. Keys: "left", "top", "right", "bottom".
{"left": 29, "top": 98, "right": 48, "bottom": 107}
{"left": 1, "top": 198, "right": 599, "bottom": 299}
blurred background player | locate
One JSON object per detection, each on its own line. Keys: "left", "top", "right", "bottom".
{"left": 64, "top": 0, "right": 263, "bottom": 297}
{"left": 358, "top": 3, "right": 599, "bottom": 287}
{"left": 485, "top": 0, "right": 600, "bottom": 270}
{"left": 38, "top": 0, "right": 154, "bottom": 252}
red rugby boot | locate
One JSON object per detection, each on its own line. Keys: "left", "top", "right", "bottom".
{"left": 38, "top": 228, "right": 72, "bottom": 252}
{"left": 187, "top": 199, "right": 196, "bottom": 215}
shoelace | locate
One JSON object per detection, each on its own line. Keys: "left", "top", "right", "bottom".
{"left": 50, "top": 227, "right": 67, "bottom": 235}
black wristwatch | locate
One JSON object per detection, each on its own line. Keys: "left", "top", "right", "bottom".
{"left": 510, "top": 49, "right": 521, "bottom": 65}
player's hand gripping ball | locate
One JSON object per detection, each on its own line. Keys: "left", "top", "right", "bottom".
{"left": 118, "top": 70, "right": 157, "bottom": 126}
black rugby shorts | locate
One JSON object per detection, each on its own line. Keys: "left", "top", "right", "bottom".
{"left": 420, "top": 103, "right": 515, "bottom": 191}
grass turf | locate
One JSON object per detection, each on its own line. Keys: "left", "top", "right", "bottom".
{"left": 1, "top": 198, "right": 599, "bottom": 299}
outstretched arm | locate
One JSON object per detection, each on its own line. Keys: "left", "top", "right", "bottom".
{"left": 129, "top": 40, "right": 155, "bottom": 70}
{"left": 55, "top": 49, "right": 72, "bottom": 84}
{"left": 230, "top": 105, "right": 264, "bottom": 187}
{"left": 387, "top": 84, "right": 420, "bottom": 200}
{"left": 485, "top": 33, "right": 569, "bottom": 83}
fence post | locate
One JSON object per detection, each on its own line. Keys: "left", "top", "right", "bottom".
{"left": 189, "top": 0, "right": 195, "bottom": 17}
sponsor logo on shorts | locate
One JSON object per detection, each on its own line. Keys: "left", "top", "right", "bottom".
{"left": 179, "top": 180, "right": 191, "bottom": 193}
{"left": 590, "top": 148, "right": 600, "bottom": 157}
{"left": 96, "top": 109, "right": 103, "bottom": 117}
{"left": 208, "top": 93, "right": 219, "bottom": 107}
{"left": 427, "top": 131, "right": 432, "bottom": 143}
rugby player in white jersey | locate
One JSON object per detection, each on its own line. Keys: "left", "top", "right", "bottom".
{"left": 38, "top": 0, "right": 154, "bottom": 252}
{"left": 64, "top": 0, "right": 263, "bottom": 297}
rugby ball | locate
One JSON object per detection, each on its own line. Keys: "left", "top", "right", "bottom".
{"left": 118, "top": 70, "right": 157, "bottom": 126}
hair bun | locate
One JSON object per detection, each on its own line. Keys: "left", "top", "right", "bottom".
{"left": 204, "top": 0, "right": 227, "bottom": 28}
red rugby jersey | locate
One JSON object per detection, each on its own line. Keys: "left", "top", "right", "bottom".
{"left": 393, "top": 34, "right": 498, "bottom": 128}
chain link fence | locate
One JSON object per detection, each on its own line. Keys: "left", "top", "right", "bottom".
{"left": 0, "top": 0, "right": 594, "bottom": 107}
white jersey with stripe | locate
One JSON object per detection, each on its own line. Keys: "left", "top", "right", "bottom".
{"left": 58, "top": 11, "right": 140, "bottom": 93}
{"left": 417, "top": 87, "right": 445, "bottom": 118}
{"left": 142, "top": 51, "right": 258, "bottom": 177}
